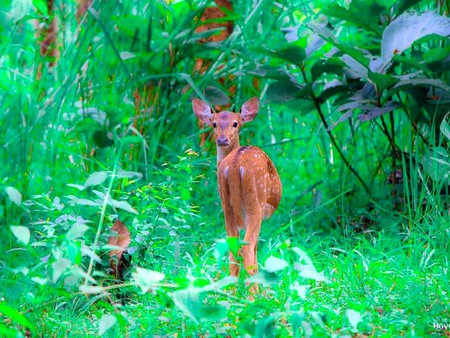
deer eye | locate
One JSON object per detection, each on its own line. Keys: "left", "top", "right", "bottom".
{"left": 233, "top": 121, "right": 238, "bottom": 128}
{"left": 212, "top": 122, "right": 217, "bottom": 128}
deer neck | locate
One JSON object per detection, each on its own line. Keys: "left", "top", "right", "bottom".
{"left": 216, "top": 138, "right": 240, "bottom": 166}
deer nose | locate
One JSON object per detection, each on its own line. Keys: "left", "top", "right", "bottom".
{"left": 217, "top": 136, "right": 229, "bottom": 146}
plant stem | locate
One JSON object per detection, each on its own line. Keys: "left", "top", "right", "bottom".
{"left": 301, "top": 68, "right": 370, "bottom": 194}
{"left": 84, "top": 143, "right": 124, "bottom": 285}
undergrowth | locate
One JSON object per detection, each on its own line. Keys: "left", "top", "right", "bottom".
{"left": 1, "top": 0, "right": 449, "bottom": 336}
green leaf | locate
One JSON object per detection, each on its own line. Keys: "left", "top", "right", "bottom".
{"left": 98, "top": 314, "right": 116, "bottom": 336}
{"left": 170, "top": 288, "right": 201, "bottom": 324}
{"left": 323, "top": 1, "right": 385, "bottom": 35}
{"left": 214, "top": 239, "right": 229, "bottom": 267}
{"left": 309, "top": 23, "right": 370, "bottom": 68}
{"left": 368, "top": 71, "right": 397, "bottom": 94}
{"left": 226, "top": 237, "right": 243, "bottom": 259}
{"left": 346, "top": 309, "right": 362, "bottom": 332}
{"left": 440, "top": 115, "right": 450, "bottom": 141}
{"left": 387, "top": 78, "right": 450, "bottom": 98}
{"left": 291, "top": 312, "right": 306, "bottom": 336}
{"left": 264, "top": 256, "right": 288, "bottom": 273}
{"left": 5, "top": 186, "right": 22, "bottom": 206}
{"left": 52, "top": 258, "right": 71, "bottom": 283}
{"left": 9, "top": 0, "right": 33, "bottom": 22}
{"left": 79, "top": 285, "right": 104, "bottom": 294}
{"left": 65, "top": 195, "right": 98, "bottom": 207}
{"left": 318, "top": 80, "right": 347, "bottom": 103}
{"left": 267, "top": 81, "right": 313, "bottom": 103}
{"left": 0, "top": 303, "right": 35, "bottom": 333}
{"left": 120, "top": 135, "right": 145, "bottom": 146}
{"left": 394, "top": 0, "right": 422, "bottom": 16}
{"left": 200, "top": 276, "right": 237, "bottom": 292}
{"left": 10, "top": 226, "right": 30, "bottom": 245}
{"left": 205, "top": 86, "right": 229, "bottom": 106}
{"left": 0, "top": 323, "right": 18, "bottom": 337}
{"left": 84, "top": 171, "right": 108, "bottom": 188}
{"left": 133, "top": 267, "right": 165, "bottom": 292}
{"left": 246, "top": 270, "right": 281, "bottom": 286}
{"left": 119, "top": 51, "right": 135, "bottom": 60}
{"left": 117, "top": 169, "right": 143, "bottom": 179}
{"left": 381, "top": 12, "right": 450, "bottom": 65}
{"left": 109, "top": 199, "right": 138, "bottom": 214}
{"left": 32, "top": 0, "right": 48, "bottom": 15}
{"left": 170, "top": 287, "right": 227, "bottom": 323}
{"left": 264, "top": 45, "right": 306, "bottom": 68}
{"left": 66, "top": 222, "right": 89, "bottom": 241}
{"left": 298, "top": 266, "right": 329, "bottom": 282}
{"left": 180, "top": 187, "right": 191, "bottom": 201}
{"left": 357, "top": 102, "right": 400, "bottom": 122}
{"left": 311, "top": 59, "right": 345, "bottom": 81}
{"left": 255, "top": 316, "right": 276, "bottom": 338}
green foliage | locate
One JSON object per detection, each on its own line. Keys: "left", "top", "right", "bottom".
{"left": 1, "top": 0, "right": 449, "bottom": 336}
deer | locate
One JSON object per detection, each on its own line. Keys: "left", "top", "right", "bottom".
{"left": 192, "top": 97, "right": 282, "bottom": 290}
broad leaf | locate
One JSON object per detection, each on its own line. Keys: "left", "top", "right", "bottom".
{"left": 368, "top": 71, "right": 397, "bottom": 94}
{"left": 246, "top": 270, "right": 281, "bottom": 286}
{"left": 65, "top": 195, "right": 98, "bottom": 207}
{"left": 357, "top": 102, "right": 400, "bottom": 122}
{"left": 109, "top": 199, "right": 138, "bottom": 214}
{"left": 255, "top": 316, "right": 276, "bottom": 338}
{"left": 264, "top": 256, "right": 288, "bottom": 273}
{"left": 394, "top": 0, "right": 422, "bottom": 16}
{"left": 52, "top": 258, "right": 71, "bottom": 283}
{"left": 10, "top": 226, "right": 30, "bottom": 245}
{"left": 0, "top": 303, "right": 35, "bottom": 333}
{"left": 171, "top": 288, "right": 226, "bottom": 323}
{"left": 263, "top": 45, "right": 307, "bottom": 68}
{"left": 204, "top": 86, "right": 229, "bottom": 106}
{"left": 79, "top": 285, "right": 104, "bottom": 294}
{"left": 117, "top": 169, "right": 143, "bottom": 179}
{"left": 66, "top": 221, "right": 89, "bottom": 240}
{"left": 98, "top": 314, "right": 116, "bottom": 336}
{"left": 381, "top": 12, "right": 450, "bottom": 65}
{"left": 267, "top": 81, "right": 313, "bottom": 103}
{"left": 5, "top": 186, "right": 22, "bottom": 206}
{"left": 387, "top": 78, "right": 450, "bottom": 97}
{"left": 133, "top": 267, "right": 165, "bottom": 293}
{"left": 309, "top": 23, "right": 370, "bottom": 68}
{"left": 440, "top": 115, "right": 450, "bottom": 141}
{"left": 318, "top": 80, "right": 347, "bottom": 103}
{"left": 84, "top": 171, "right": 108, "bottom": 188}
{"left": 328, "top": 111, "right": 353, "bottom": 131}
{"left": 346, "top": 309, "right": 362, "bottom": 332}
{"left": 323, "top": 1, "right": 385, "bottom": 35}
{"left": 120, "top": 51, "right": 135, "bottom": 60}
{"left": 311, "top": 59, "right": 345, "bottom": 81}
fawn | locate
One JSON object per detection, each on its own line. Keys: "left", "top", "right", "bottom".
{"left": 192, "top": 97, "right": 282, "bottom": 284}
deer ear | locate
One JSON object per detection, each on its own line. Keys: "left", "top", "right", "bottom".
{"left": 192, "top": 98, "right": 213, "bottom": 125}
{"left": 241, "top": 97, "right": 259, "bottom": 123}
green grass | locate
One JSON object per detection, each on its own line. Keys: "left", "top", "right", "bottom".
{"left": 1, "top": 0, "right": 449, "bottom": 336}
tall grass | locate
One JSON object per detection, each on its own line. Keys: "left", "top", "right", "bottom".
{"left": 1, "top": 0, "right": 449, "bottom": 336}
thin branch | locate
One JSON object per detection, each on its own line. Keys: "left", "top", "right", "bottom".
{"left": 300, "top": 68, "right": 370, "bottom": 194}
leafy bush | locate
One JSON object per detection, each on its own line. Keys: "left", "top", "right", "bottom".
{"left": 1, "top": 0, "right": 449, "bottom": 336}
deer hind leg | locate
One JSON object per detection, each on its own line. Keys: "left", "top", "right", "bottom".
{"left": 241, "top": 211, "right": 262, "bottom": 294}
{"left": 242, "top": 210, "right": 263, "bottom": 274}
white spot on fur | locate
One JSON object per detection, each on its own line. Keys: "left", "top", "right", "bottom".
{"left": 224, "top": 166, "right": 229, "bottom": 178}
{"left": 240, "top": 166, "right": 245, "bottom": 179}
